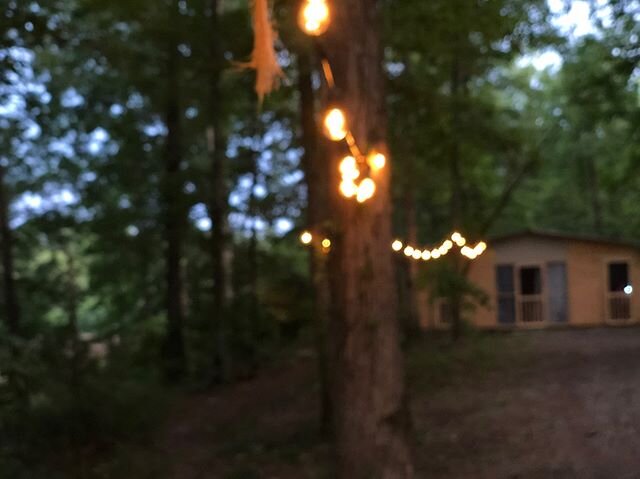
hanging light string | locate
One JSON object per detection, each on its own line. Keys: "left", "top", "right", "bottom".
{"left": 300, "top": 229, "right": 487, "bottom": 261}
{"left": 392, "top": 232, "right": 487, "bottom": 262}
{"left": 298, "top": 0, "right": 383, "bottom": 204}
{"left": 299, "top": 229, "right": 332, "bottom": 254}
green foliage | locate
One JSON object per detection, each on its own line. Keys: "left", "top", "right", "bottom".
{"left": 418, "top": 258, "right": 490, "bottom": 322}
{"left": 406, "top": 331, "right": 530, "bottom": 394}
{"left": 508, "top": 21, "right": 640, "bottom": 237}
{"left": 385, "top": 0, "right": 560, "bottom": 240}
{"left": 0, "top": 324, "right": 170, "bottom": 478}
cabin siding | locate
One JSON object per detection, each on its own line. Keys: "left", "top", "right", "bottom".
{"left": 493, "top": 237, "right": 568, "bottom": 265}
{"left": 567, "top": 242, "right": 640, "bottom": 326}
{"left": 467, "top": 250, "right": 496, "bottom": 328}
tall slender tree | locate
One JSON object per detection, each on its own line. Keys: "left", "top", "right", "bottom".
{"left": 206, "top": 0, "right": 233, "bottom": 383}
{"left": 0, "top": 165, "right": 20, "bottom": 337}
{"left": 297, "top": 48, "right": 333, "bottom": 434}
{"left": 161, "top": 0, "right": 187, "bottom": 380}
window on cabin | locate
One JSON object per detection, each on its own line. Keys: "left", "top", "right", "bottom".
{"left": 608, "top": 262, "right": 631, "bottom": 321}
{"left": 608, "top": 262, "right": 630, "bottom": 293}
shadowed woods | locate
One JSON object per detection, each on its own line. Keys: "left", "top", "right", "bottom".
{"left": 1, "top": 0, "right": 640, "bottom": 477}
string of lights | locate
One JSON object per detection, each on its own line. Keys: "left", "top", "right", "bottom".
{"left": 298, "top": 0, "right": 384, "bottom": 204}
{"left": 299, "top": 230, "right": 332, "bottom": 254}
{"left": 300, "top": 230, "right": 488, "bottom": 261}
{"left": 392, "top": 232, "right": 487, "bottom": 261}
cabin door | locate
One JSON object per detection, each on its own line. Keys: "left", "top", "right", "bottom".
{"left": 607, "top": 262, "right": 632, "bottom": 321}
{"left": 547, "top": 262, "right": 568, "bottom": 323}
{"left": 518, "top": 266, "right": 544, "bottom": 323}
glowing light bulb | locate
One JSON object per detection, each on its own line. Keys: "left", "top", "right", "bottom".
{"left": 322, "top": 238, "right": 331, "bottom": 249}
{"left": 367, "top": 151, "right": 386, "bottom": 172}
{"left": 452, "top": 232, "right": 466, "bottom": 247}
{"left": 392, "top": 240, "right": 403, "bottom": 252}
{"left": 339, "top": 156, "right": 359, "bottom": 180}
{"left": 438, "top": 246, "right": 448, "bottom": 256}
{"left": 443, "top": 240, "right": 453, "bottom": 250}
{"left": 340, "top": 179, "right": 358, "bottom": 198}
{"left": 476, "top": 241, "right": 487, "bottom": 253}
{"left": 323, "top": 108, "right": 348, "bottom": 141}
{"left": 356, "top": 178, "right": 376, "bottom": 203}
{"left": 300, "top": 231, "right": 313, "bottom": 245}
{"left": 421, "top": 250, "right": 431, "bottom": 261}
{"left": 624, "top": 285, "right": 633, "bottom": 295}
{"left": 461, "top": 246, "right": 477, "bottom": 259}
{"left": 404, "top": 246, "right": 414, "bottom": 257}
{"left": 298, "top": 0, "right": 330, "bottom": 36}
{"left": 431, "top": 249, "right": 441, "bottom": 259}
{"left": 412, "top": 249, "right": 422, "bottom": 260}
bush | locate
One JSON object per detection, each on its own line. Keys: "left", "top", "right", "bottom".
{"left": 0, "top": 326, "right": 170, "bottom": 478}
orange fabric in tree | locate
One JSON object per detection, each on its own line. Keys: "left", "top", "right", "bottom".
{"left": 242, "top": 0, "right": 284, "bottom": 104}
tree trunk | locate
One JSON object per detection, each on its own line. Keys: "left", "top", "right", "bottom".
{"left": 207, "top": 0, "right": 232, "bottom": 383}
{"left": 584, "top": 154, "right": 603, "bottom": 234}
{"left": 64, "top": 249, "right": 80, "bottom": 391}
{"left": 162, "top": 13, "right": 186, "bottom": 381}
{"left": 403, "top": 186, "right": 421, "bottom": 334}
{"left": 449, "top": 40, "right": 464, "bottom": 342}
{"left": 246, "top": 135, "right": 260, "bottom": 374}
{"left": 322, "top": 2, "right": 414, "bottom": 477}
{"left": 60, "top": 245, "right": 84, "bottom": 479}
{"left": 297, "top": 50, "right": 333, "bottom": 436}
{"left": 0, "top": 165, "right": 20, "bottom": 336}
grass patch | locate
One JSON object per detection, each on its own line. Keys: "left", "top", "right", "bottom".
{"left": 406, "top": 330, "right": 530, "bottom": 394}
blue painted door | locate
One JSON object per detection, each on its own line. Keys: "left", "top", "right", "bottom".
{"left": 496, "top": 265, "right": 516, "bottom": 324}
{"left": 547, "top": 262, "right": 568, "bottom": 323}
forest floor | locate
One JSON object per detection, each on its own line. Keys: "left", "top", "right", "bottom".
{"left": 147, "top": 328, "right": 640, "bottom": 479}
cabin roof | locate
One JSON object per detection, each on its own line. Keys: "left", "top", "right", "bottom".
{"left": 490, "top": 229, "right": 640, "bottom": 250}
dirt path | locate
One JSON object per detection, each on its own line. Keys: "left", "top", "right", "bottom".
{"left": 157, "top": 353, "right": 328, "bottom": 479}
{"left": 155, "top": 329, "right": 640, "bottom": 478}
{"left": 414, "top": 329, "right": 640, "bottom": 478}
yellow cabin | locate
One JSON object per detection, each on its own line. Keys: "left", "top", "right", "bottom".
{"left": 419, "top": 231, "right": 640, "bottom": 330}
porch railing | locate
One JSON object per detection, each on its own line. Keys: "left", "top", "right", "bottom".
{"left": 520, "top": 295, "right": 544, "bottom": 323}
{"left": 608, "top": 292, "right": 631, "bottom": 321}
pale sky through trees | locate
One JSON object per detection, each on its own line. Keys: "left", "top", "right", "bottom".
{"left": 523, "top": 0, "right": 612, "bottom": 70}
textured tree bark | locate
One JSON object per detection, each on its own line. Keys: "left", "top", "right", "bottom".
{"left": 207, "top": 0, "right": 232, "bottom": 383}
{"left": 0, "top": 165, "right": 20, "bottom": 337}
{"left": 297, "top": 50, "right": 333, "bottom": 435}
{"left": 322, "top": 1, "right": 414, "bottom": 477}
{"left": 162, "top": 10, "right": 186, "bottom": 380}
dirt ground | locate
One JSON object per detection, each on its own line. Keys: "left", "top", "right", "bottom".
{"left": 156, "top": 328, "right": 640, "bottom": 479}
{"left": 415, "top": 328, "right": 640, "bottom": 479}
